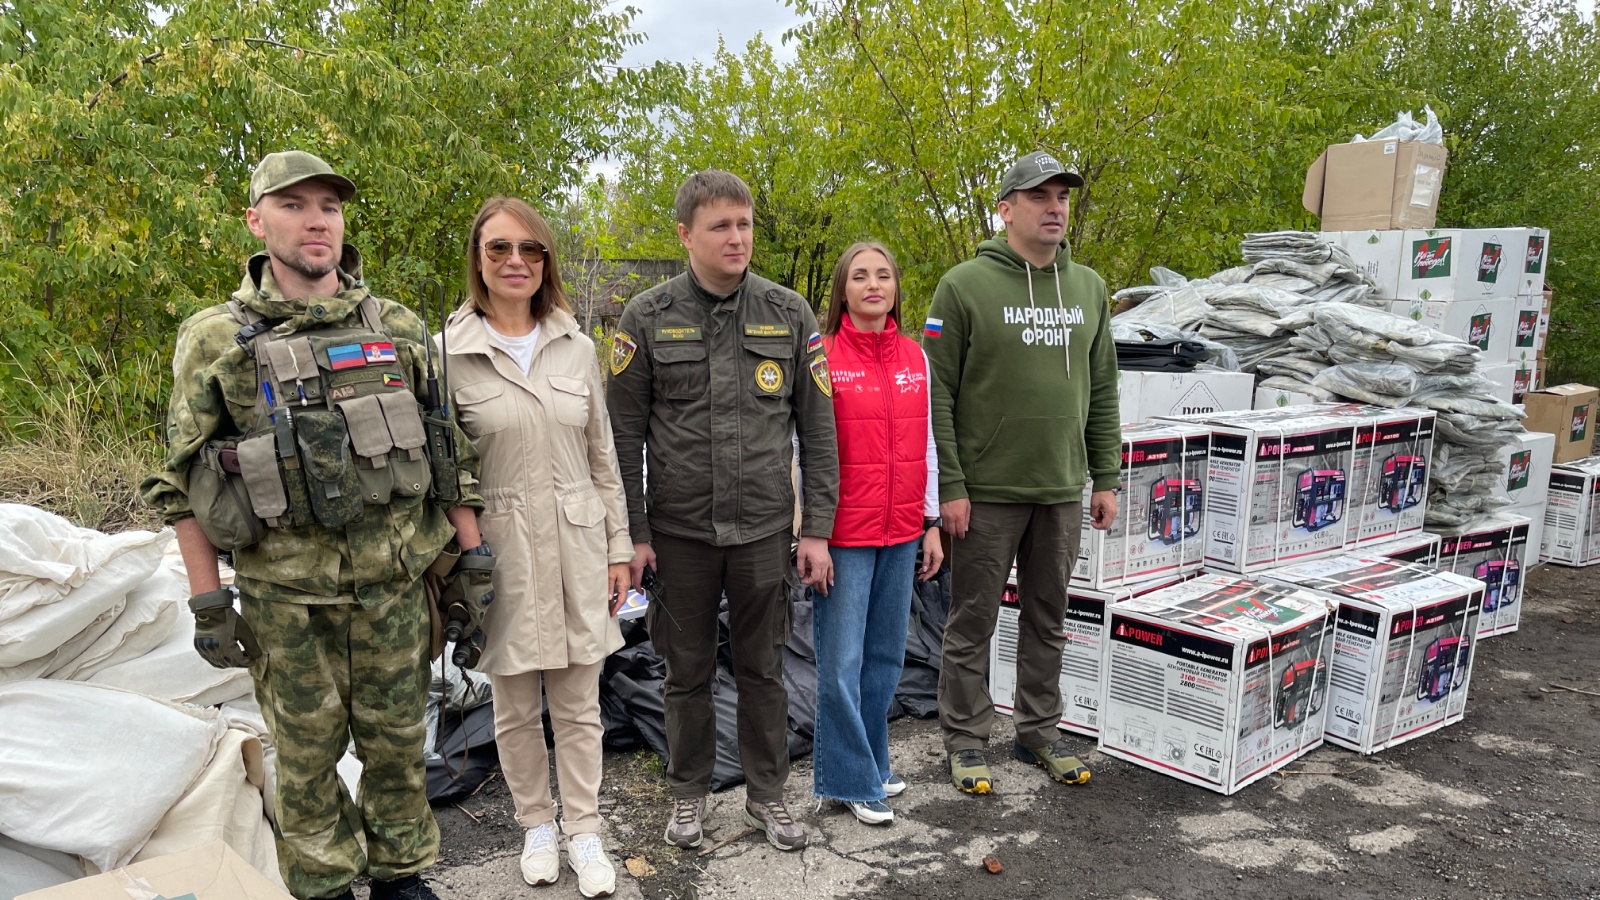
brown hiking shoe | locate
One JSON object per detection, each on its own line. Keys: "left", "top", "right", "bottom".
{"left": 663, "top": 797, "right": 705, "bottom": 848}
{"left": 744, "top": 799, "right": 807, "bottom": 851}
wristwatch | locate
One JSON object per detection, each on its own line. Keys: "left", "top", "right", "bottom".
{"left": 923, "top": 517, "right": 943, "bottom": 530}
{"left": 463, "top": 541, "right": 493, "bottom": 557}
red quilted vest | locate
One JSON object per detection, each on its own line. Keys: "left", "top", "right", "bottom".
{"left": 825, "top": 314, "right": 930, "bottom": 547}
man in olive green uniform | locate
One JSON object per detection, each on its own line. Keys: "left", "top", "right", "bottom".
{"left": 607, "top": 170, "right": 838, "bottom": 852}
{"left": 140, "top": 151, "right": 487, "bottom": 900}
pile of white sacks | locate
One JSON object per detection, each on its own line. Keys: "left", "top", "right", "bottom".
{"left": 0, "top": 504, "right": 281, "bottom": 899}
{"left": 1114, "top": 232, "right": 1526, "bottom": 530}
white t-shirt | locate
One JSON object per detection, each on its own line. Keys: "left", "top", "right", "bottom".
{"left": 484, "top": 320, "right": 541, "bottom": 374}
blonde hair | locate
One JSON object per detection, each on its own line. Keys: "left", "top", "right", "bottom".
{"left": 465, "top": 196, "right": 571, "bottom": 320}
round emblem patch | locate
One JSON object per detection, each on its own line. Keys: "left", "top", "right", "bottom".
{"left": 755, "top": 360, "right": 783, "bottom": 393}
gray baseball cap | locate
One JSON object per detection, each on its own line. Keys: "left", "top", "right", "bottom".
{"left": 996, "top": 150, "right": 1084, "bottom": 202}
{"left": 248, "top": 151, "right": 357, "bottom": 206}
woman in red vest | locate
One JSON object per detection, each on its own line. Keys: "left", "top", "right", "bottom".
{"left": 813, "top": 241, "right": 944, "bottom": 825}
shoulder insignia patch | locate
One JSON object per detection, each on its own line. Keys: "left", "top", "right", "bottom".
{"left": 806, "top": 331, "right": 824, "bottom": 354}
{"left": 756, "top": 360, "right": 784, "bottom": 393}
{"left": 923, "top": 317, "right": 944, "bottom": 338}
{"left": 611, "top": 331, "right": 637, "bottom": 376}
{"left": 808, "top": 355, "right": 831, "bottom": 398}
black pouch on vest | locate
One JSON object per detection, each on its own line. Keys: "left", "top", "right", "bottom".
{"left": 294, "top": 409, "right": 365, "bottom": 528}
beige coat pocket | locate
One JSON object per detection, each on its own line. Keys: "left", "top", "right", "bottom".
{"left": 561, "top": 493, "right": 606, "bottom": 528}
{"left": 454, "top": 380, "right": 509, "bottom": 436}
{"left": 548, "top": 375, "right": 590, "bottom": 427}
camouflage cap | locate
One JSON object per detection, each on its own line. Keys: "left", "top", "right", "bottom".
{"left": 248, "top": 151, "right": 357, "bottom": 206}
{"left": 996, "top": 150, "right": 1084, "bottom": 203}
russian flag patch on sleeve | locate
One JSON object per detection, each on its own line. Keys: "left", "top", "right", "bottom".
{"left": 923, "top": 317, "right": 943, "bottom": 338}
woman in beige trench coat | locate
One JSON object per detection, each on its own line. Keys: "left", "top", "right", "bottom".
{"left": 441, "top": 196, "right": 632, "bottom": 899}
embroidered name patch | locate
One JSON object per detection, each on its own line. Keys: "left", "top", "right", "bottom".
{"left": 745, "top": 323, "right": 793, "bottom": 338}
{"left": 755, "top": 360, "right": 784, "bottom": 393}
{"left": 654, "top": 326, "right": 703, "bottom": 342}
{"left": 611, "top": 332, "right": 637, "bottom": 376}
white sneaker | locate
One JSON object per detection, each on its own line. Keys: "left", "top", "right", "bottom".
{"left": 882, "top": 774, "right": 907, "bottom": 797}
{"left": 520, "top": 822, "right": 560, "bottom": 886}
{"left": 566, "top": 833, "right": 616, "bottom": 898}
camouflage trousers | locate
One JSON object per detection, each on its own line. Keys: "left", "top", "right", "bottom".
{"left": 240, "top": 581, "right": 439, "bottom": 900}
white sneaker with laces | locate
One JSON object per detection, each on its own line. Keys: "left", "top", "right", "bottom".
{"left": 882, "top": 774, "right": 907, "bottom": 797}
{"left": 521, "top": 822, "right": 560, "bottom": 886}
{"left": 567, "top": 833, "right": 616, "bottom": 898}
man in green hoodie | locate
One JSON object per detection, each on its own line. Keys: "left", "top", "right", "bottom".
{"left": 925, "top": 150, "right": 1122, "bottom": 794}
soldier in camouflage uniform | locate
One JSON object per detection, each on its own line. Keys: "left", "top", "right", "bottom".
{"left": 140, "top": 151, "right": 487, "bottom": 900}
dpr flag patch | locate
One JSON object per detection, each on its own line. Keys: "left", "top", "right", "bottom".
{"left": 327, "top": 344, "right": 366, "bottom": 370}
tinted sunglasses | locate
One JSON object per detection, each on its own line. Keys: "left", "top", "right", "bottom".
{"left": 479, "top": 239, "right": 547, "bottom": 263}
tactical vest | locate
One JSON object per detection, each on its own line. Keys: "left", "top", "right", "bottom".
{"left": 188, "top": 296, "right": 441, "bottom": 550}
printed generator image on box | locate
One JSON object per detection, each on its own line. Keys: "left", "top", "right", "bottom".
{"left": 1311, "top": 405, "right": 1435, "bottom": 547}
{"left": 1260, "top": 554, "right": 1482, "bottom": 754}
{"left": 1436, "top": 512, "right": 1532, "bottom": 638}
{"left": 1074, "top": 422, "right": 1211, "bottom": 589}
{"left": 1099, "top": 575, "right": 1336, "bottom": 795}
{"left": 990, "top": 570, "right": 1183, "bottom": 738}
{"left": 1161, "top": 409, "right": 1358, "bottom": 573}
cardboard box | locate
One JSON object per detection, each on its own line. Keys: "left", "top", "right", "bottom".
{"left": 1397, "top": 229, "right": 1521, "bottom": 302}
{"left": 1516, "top": 501, "right": 1545, "bottom": 575}
{"left": 1492, "top": 431, "right": 1555, "bottom": 507}
{"left": 1308, "top": 404, "right": 1435, "bottom": 547}
{"left": 1118, "top": 369, "right": 1255, "bottom": 426}
{"left": 1303, "top": 140, "right": 1447, "bottom": 231}
{"left": 1542, "top": 457, "right": 1600, "bottom": 566}
{"left": 1073, "top": 422, "right": 1211, "bottom": 589}
{"left": 1361, "top": 531, "right": 1442, "bottom": 565}
{"left": 990, "top": 572, "right": 1182, "bottom": 738}
{"left": 1522, "top": 383, "right": 1600, "bottom": 464}
{"left": 1260, "top": 555, "right": 1481, "bottom": 754}
{"left": 1099, "top": 575, "right": 1335, "bottom": 794}
{"left": 1319, "top": 230, "right": 1404, "bottom": 300}
{"left": 1162, "top": 409, "right": 1358, "bottom": 573}
{"left": 18, "top": 840, "right": 292, "bottom": 900}
{"left": 1390, "top": 297, "right": 1516, "bottom": 364}
{"left": 1254, "top": 385, "right": 1321, "bottom": 410}
{"left": 1476, "top": 362, "right": 1516, "bottom": 406}
{"left": 1436, "top": 513, "right": 1533, "bottom": 638}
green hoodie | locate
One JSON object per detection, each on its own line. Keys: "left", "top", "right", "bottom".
{"left": 924, "top": 236, "right": 1122, "bottom": 504}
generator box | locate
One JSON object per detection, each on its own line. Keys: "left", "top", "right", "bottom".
{"left": 1161, "top": 408, "right": 1359, "bottom": 573}
{"left": 1389, "top": 297, "right": 1516, "bottom": 365}
{"left": 1074, "top": 421, "right": 1211, "bottom": 589}
{"left": 1100, "top": 575, "right": 1336, "bottom": 795}
{"left": 1259, "top": 554, "right": 1482, "bottom": 754}
{"left": 1318, "top": 230, "right": 1405, "bottom": 301}
{"left": 1397, "top": 229, "right": 1521, "bottom": 302}
{"left": 1435, "top": 513, "right": 1533, "bottom": 638}
{"left": 1362, "top": 531, "right": 1442, "bottom": 566}
{"left": 1309, "top": 404, "right": 1435, "bottom": 547}
{"left": 1542, "top": 457, "right": 1600, "bottom": 566}
{"left": 990, "top": 572, "right": 1182, "bottom": 738}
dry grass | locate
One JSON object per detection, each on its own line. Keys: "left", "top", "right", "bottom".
{"left": 0, "top": 350, "right": 166, "bottom": 533}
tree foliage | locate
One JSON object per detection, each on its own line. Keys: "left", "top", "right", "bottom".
{"left": 0, "top": 0, "right": 676, "bottom": 436}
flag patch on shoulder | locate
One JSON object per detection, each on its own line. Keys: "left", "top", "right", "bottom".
{"left": 327, "top": 344, "right": 366, "bottom": 370}
{"left": 923, "top": 317, "right": 943, "bottom": 338}
{"left": 806, "top": 331, "right": 824, "bottom": 354}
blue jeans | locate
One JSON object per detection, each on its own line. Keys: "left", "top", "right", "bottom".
{"left": 812, "top": 539, "right": 920, "bottom": 802}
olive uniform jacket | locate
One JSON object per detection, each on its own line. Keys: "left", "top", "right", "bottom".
{"left": 606, "top": 269, "right": 839, "bottom": 547}
{"left": 441, "top": 306, "right": 633, "bottom": 675}
{"left": 139, "top": 248, "right": 482, "bottom": 606}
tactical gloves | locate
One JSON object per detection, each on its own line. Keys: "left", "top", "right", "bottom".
{"left": 189, "top": 587, "right": 262, "bottom": 669}
{"left": 441, "top": 542, "right": 496, "bottom": 667}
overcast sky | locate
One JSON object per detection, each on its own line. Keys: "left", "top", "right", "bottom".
{"left": 619, "top": 0, "right": 804, "bottom": 67}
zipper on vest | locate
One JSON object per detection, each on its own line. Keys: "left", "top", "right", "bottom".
{"left": 875, "top": 334, "right": 895, "bottom": 532}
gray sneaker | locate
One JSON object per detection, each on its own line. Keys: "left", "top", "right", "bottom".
{"left": 744, "top": 799, "right": 806, "bottom": 851}
{"left": 663, "top": 797, "right": 706, "bottom": 848}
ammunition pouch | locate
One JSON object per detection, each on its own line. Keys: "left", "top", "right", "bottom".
{"left": 188, "top": 440, "right": 268, "bottom": 551}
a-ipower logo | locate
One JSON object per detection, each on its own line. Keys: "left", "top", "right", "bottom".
{"left": 1517, "top": 310, "right": 1538, "bottom": 346}
{"left": 1413, "top": 238, "right": 1452, "bottom": 279}
{"left": 1573, "top": 404, "right": 1590, "bottom": 442}
{"left": 1508, "top": 451, "right": 1532, "bottom": 491}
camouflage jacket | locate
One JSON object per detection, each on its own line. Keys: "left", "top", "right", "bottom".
{"left": 139, "top": 247, "right": 482, "bottom": 606}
